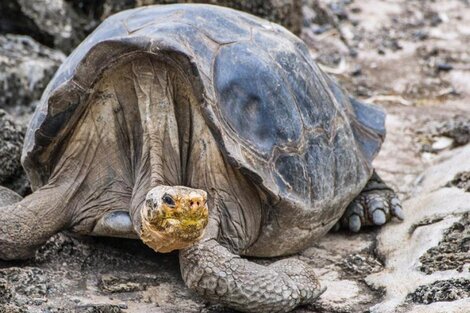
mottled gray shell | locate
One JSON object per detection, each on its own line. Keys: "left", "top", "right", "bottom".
{"left": 22, "top": 4, "right": 385, "bottom": 209}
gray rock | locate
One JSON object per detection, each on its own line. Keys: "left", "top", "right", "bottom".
{"left": 445, "top": 171, "right": 470, "bottom": 192}
{"left": 418, "top": 116, "right": 470, "bottom": 153}
{"left": 0, "top": 267, "right": 51, "bottom": 311}
{"left": 0, "top": 34, "right": 65, "bottom": 117}
{"left": 415, "top": 146, "right": 470, "bottom": 195}
{"left": 16, "top": 0, "right": 76, "bottom": 52}
{"left": 0, "top": 304, "right": 27, "bottom": 313}
{"left": 366, "top": 145, "right": 470, "bottom": 313}
{"left": 0, "top": 0, "right": 85, "bottom": 53}
{"left": 0, "top": 0, "right": 55, "bottom": 47}
{"left": 0, "top": 109, "right": 30, "bottom": 195}
{"left": 301, "top": 231, "right": 383, "bottom": 313}
{"left": 0, "top": 279, "right": 13, "bottom": 304}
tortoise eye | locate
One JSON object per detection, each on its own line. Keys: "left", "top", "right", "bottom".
{"left": 162, "top": 194, "right": 176, "bottom": 207}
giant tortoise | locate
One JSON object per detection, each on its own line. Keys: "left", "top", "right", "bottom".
{"left": 0, "top": 4, "right": 403, "bottom": 313}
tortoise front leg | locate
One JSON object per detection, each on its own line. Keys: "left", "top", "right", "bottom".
{"left": 180, "top": 216, "right": 324, "bottom": 313}
{"left": 180, "top": 239, "right": 324, "bottom": 313}
{"left": 0, "top": 185, "right": 71, "bottom": 260}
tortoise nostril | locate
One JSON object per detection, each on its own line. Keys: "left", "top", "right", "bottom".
{"left": 190, "top": 200, "right": 201, "bottom": 209}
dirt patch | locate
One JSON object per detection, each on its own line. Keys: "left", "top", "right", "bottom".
{"left": 339, "top": 254, "right": 383, "bottom": 278}
{"left": 74, "top": 304, "right": 127, "bottom": 313}
{"left": 99, "top": 275, "right": 148, "bottom": 293}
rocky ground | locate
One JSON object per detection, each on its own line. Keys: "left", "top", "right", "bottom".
{"left": 0, "top": 0, "right": 469, "bottom": 312}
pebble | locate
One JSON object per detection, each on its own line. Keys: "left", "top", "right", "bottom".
{"left": 351, "top": 65, "right": 362, "bottom": 76}
{"left": 431, "top": 136, "right": 454, "bottom": 152}
{"left": 436, "top": 62, "right": 453, "bottom": 72}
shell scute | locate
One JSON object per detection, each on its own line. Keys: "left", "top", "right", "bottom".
{"left": 214, "top": 42, "right": 303, "bottom": 157}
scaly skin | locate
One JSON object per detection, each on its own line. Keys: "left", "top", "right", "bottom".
{"left": 0, "top": 185, "right": 70, "bottom": 260}
{"left": 180, "top": 239, "right": 325, "bottom": 313}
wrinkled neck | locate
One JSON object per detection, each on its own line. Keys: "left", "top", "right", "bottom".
{"left": 137, "top": 58, "right": 185, "bottom": 187}
{"left": 127, "top": 55, "right": 196, "bottom": 231}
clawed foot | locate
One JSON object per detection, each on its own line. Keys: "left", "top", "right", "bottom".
{"left": 339, "top": 189, "right": 404, "bottom": 232}
{"left": 181, "top": 240, "right": 325, "bottom": 313}
{"left": 270, "top": 258, "right": 326, "bottom": 304}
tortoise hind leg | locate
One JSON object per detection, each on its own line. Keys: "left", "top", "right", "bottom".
{"left": 340, "top": 171, "right": 404, "bottom": 232}
{"left": 0, "top": 185, "right": 71, "bottom": 260}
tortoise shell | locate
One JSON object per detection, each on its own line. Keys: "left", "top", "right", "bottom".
{"left": 22, "top": 4, "right": 385, "bottom": 212}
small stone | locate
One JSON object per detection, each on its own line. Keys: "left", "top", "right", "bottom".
{"left": 312, "top": 24, "right": 331, "bottom": 35}
{"left": 413, "top": 30, "right": 429, "bottom": 40}
{"left": 431, "top": 136, "right": 454, "bottom": 152}
{"left": 351, "top": 7, "right": 361, "bottom": 13}
{"left": 445, "top": 171, "right": 470, "bottom": 192}
{"left": 436, "top": 63, "right": 453, "bottom": 72}
{"left": 351, "top": 65, "right": 362, "bottom": 76}
{"left": 99, "top": 275, "right": 145, "bottom": 293}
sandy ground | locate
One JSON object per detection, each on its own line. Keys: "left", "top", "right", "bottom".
{"left": 1, "top": 0, "right": 469, "bottom": 312}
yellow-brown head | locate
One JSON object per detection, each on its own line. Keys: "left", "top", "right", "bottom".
{"left": 140, "top": 186, "right": 209, "bottom": 253}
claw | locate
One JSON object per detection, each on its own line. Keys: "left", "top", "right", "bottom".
{"left": 368, "top": 199, "right": 384, "bottom": 212}
{"left": 349, "top": 214, "right": 361, "bottom": 232}
{"left": 372, "top": 209, "right": 386, "bottom": 225}
{"left": 391, "top": 204, "right": 405, "bottom": 220}
{"left": 350, "top": 202, "right": 364, "bottom": 217}
{"left": 390, "top": 197, "right": 400, "bottom": 206}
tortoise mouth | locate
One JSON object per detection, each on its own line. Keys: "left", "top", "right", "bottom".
{"left": 148, "top": 216, "right": 208, "bottom": 241}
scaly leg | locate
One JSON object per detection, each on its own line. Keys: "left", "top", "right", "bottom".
{"left": 0, "top": 185, "right": 71, "bottom": 260}
{"left": 180, "top": 219, "right": 325, "bottom": 313}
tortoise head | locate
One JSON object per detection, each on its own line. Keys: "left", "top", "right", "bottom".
{"left": 140, "top": 186, "right": 209, "bottom": 253}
